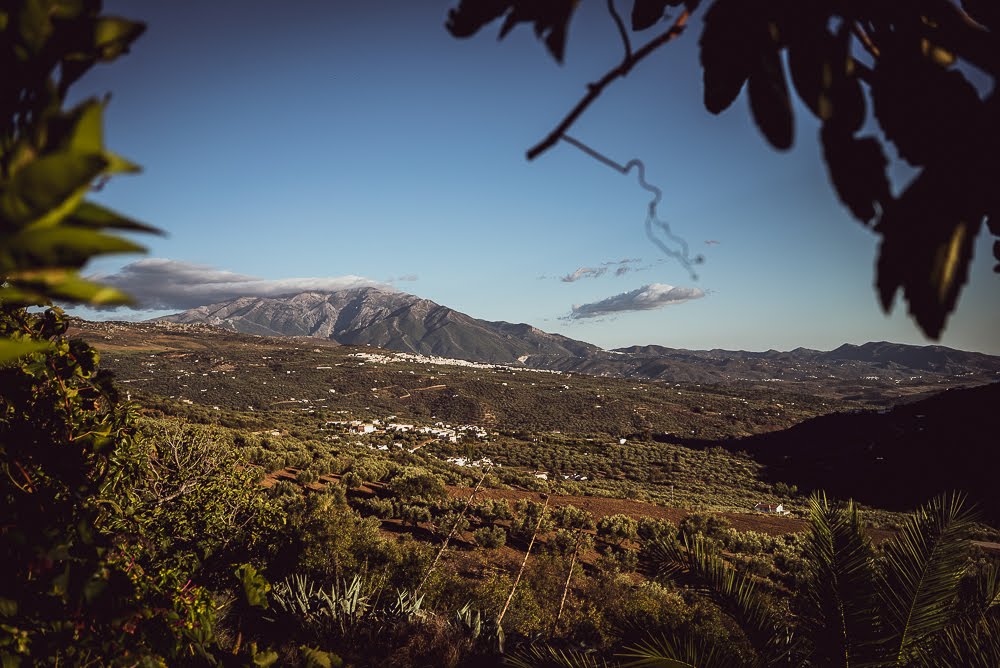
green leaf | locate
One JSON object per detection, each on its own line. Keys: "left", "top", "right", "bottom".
{"left": 0, "top": 338, "right": 52, "bottom": 365}
{"left": 65, "top": 200, "right": 161, "bottom": 234}
{"left": 236, "top": 563, "right": 271, "bottom": 609}
{"left": 747, "top": 46, "right": 793, "bottom": 150}
{"left": 1, "top": 153, "right": 108, "bottom": 227}
{"left": 65, "top": 101, "right": 105, "bottom": 156}
{"left": 59, "top": 101, "right": 142, "bottom": 175}
{"left": 821, "top": 126, "right": 890, "bottom": 225}
{"left": 300, "top": 646, "right": 342, "bottom": 668}
{"left": 2, "top": 226, "right": 145, "bottom": 271}
{"left": 24, "top": 273, "right": 132, "bottom": 305}
{"left": 250, "top": 647, "right": 279, "bottom": 667}
{"left": 93, "top": 16, "right": 146, "bottom": 61}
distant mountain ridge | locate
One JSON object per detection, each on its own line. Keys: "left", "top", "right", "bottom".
{"left": 156, "top": 288, "right": 600, "bottom": 364}
{"left": 157, "top": 289, "right": 1000, "bottom": 392}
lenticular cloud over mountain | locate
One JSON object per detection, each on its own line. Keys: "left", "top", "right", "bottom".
{"left": 91, "top": 259, "right": 388, "bottom": 310}
{"left": 570, "top": 283, "right": 705, "bottom": 319}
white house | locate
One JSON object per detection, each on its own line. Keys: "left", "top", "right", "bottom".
{"left": 754, "top": 502, "right": 789, "bottom": 515}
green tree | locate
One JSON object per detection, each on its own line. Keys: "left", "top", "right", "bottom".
{"left": 1, "top": 0, "right": 157, "bottom": 363}
{"left": 597, "top": 513, "right": 639, "bottom": 548}
{"left": 446, "top": 0, "right": 1000, "bottom": 339}
{"left": 473, "top": 525, "right": 508, "bottom": 549}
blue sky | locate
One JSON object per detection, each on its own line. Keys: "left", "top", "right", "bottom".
{"left": 68, "top": 1, "right": 1000, "bottom": 354}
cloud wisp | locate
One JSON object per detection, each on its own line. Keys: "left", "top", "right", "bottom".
{"left": 560, "top": 258, "right": 643, "bottom": 282}
{"left": 561, "top": 266, "right": 607, "bottom": 282}
{"left": 91, "top": 259, "right": 388, "bottom": 310}
{"left": 568, "top": 283, "right": 705, "bottom": 320}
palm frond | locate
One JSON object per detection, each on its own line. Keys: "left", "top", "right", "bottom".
{"left": 619, "top": 632, "right": 731, "bottom": 668}
{"left": 504, "top": 643, "right": 610, "bottom": 668}
{"left": 922, "top": 613, "right": 1000, "bottom": 668}
{"left": 798, "top": 491, "right": 877, "bottom": 667}
{"left": 651, "top": 532, "right": 793, "bottom": 666}
{"left": 876, "top": 491, "right": 977, "bottom": 665}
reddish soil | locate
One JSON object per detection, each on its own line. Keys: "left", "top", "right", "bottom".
{"left": 263, "top": 466, "right": 897, "bottom": 540}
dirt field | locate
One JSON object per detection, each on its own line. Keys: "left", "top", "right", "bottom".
{"left": 263, "top": 466, "right": 898, "bottom": 540}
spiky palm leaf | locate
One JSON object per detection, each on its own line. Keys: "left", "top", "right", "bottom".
{"left": 619, "top": 632, "right": 732, "bottom": 668}
{"left": 649, "top": 533, "right": 793, "bottom": 667}
{"left": 925, "top": 614, "right": 1000, "bottom": 668}
{"left": 798, "top": 492, "right": 877, "bottom": 668}
{"left": 875, "top": 491, "right": 977, "bottom": 666}
{"left": 505, "top": 643, "right": 610, "bottom": 668}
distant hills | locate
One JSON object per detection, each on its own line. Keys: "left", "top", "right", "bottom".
{"left": 729, "top": 382, "right": 1000, "bottom": 520}
{"left": 157, "top": 288, "right": 999, "bottom": 397}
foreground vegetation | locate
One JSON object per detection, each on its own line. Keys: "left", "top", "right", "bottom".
{"left": 2, "top": 306, "right": 998, "bottom": 666}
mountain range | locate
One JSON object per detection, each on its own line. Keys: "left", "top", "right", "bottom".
{"left": 157, "top": 288, "right": 1000, "bottom": 395}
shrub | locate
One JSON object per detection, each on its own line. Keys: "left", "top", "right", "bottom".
{"left": 472, "top": 526, "right": 507, "bottom": 549}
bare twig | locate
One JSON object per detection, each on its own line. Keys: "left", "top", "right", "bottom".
{"left": 416, "top": 465, "right": 491, "bottom": 592}
{"left": 553, "top": 527, "right": 585, "bottom": 634}
{"left": 526, "top": 9, "right": 691, "bottom": 161}
{"left": 607, "top": 0, "right": 632, "bottom": 62}
{"left": 497, "top": 494, "right": 551, "bottom": 629}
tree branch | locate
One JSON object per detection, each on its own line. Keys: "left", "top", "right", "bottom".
{"left": 526, "top": 9, "right": 691, "bottom": 161}
{"left": 607, "top": 0, "right": 632, "bottom": 63}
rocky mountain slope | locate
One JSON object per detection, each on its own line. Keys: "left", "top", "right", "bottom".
{"left": 157, "top": 289, "right": 1000, "bottom": 397}
{"left": 157, "top": 288, "right": 600, "bottom": 364}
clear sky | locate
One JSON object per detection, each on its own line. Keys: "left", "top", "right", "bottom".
{"left": 67, "top": 1, "right": 1000, "bottom": 355}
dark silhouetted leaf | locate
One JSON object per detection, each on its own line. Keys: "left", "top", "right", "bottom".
{"left": 872, "top": 51, "right": 983, "bottom": 166}
{"left": 821, "top": 126, "right": 890, "bottom": 224}
{"left": 631, "top": 0, "right": 684, "bottom": 31}
{"left": 446, "top": 0, "right": 511, "bottom": 38}
{"left": 748, "top": 47, "right": 793, "bottom": 150}
{"left": 446, "top": 0, "right": 577, "bottom": 62}
{"left": 876, "top": 168, "right": 981, "bottom": 338}
{"left": 699, "top": 0, "right": 758, "bottom": 114}
{"left": 788, "top": 26, "right": 864, "bottom": 133}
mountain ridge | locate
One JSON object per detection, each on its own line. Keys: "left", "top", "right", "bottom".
{"left": 157, "top": 289, "right": 1000, "bottom": 393}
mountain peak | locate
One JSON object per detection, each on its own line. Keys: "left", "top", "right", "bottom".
{"left": 157, "top": 289, "right": 600, "bottom": 364}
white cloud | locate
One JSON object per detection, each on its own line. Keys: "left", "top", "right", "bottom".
{"left": 569, "top": 283, "right": 705, "bottom": 319}
{"left": 90, "top": 258, "right": 388, "bottom": 310}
